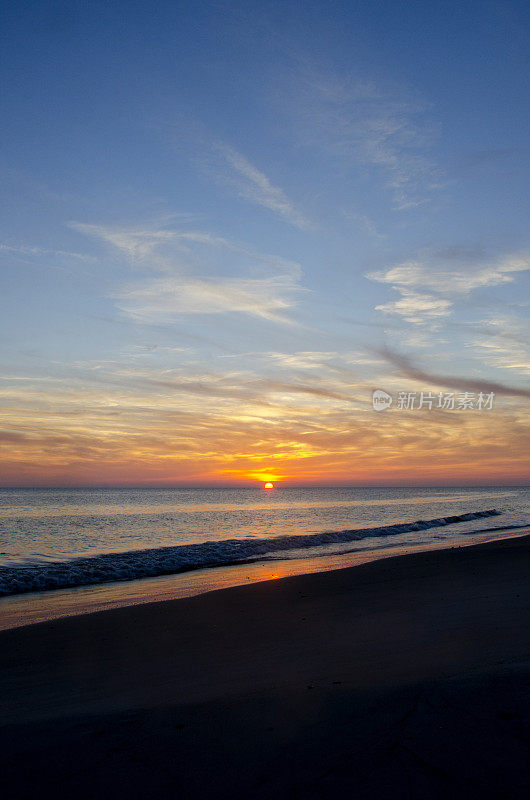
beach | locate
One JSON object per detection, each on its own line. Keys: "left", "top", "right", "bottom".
{"left": 3, "top": 2, "right": 530, "bottom": 798}
{"left": 1, "top": 533, "right": 529, "bottom": 798}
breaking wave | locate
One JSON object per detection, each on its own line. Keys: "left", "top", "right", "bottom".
{"left": 0, "top": 509, "right": 501, "bottom": 597}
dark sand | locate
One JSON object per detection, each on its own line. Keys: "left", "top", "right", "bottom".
{"left": 1, "top": 534, "right": 529, "bottom": 799}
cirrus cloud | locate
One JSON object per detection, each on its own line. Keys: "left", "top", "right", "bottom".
{"left": 367, "top": 251, "right": 530, "bottom": 324}
{"left": 115, "top": 273, "right": 305, "bottom": 324}
{"left": 213, "top": 143, "right": 312, "bottom": 230}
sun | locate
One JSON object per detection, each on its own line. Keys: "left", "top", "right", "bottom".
{"left": 264, "top": 482, "right": 274, "bottom": 490}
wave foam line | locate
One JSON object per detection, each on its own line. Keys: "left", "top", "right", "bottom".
{"left": 0, "top": 509, "right": 500, "bottom": 597}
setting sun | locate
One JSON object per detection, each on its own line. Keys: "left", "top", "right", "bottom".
{"left": 264, "top": 482, "right": 274, "bottom": 490}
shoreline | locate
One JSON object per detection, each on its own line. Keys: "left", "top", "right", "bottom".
{"left": 1, "top": 524, "right": 529, "bottom": 632}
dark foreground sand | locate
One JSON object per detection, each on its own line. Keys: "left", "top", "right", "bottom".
{"left": 1, "top": 535, "right": 530, "bottom": 799}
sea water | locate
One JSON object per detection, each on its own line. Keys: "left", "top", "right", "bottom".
{"left": 0, "top": 486, "right": 528, "bottom": 600}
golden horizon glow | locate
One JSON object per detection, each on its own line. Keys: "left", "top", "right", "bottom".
{"left": 0, "top": 367, "right": 528, "bottom": 487}
{"left": 264, "top": 482, "right": 274, "bottom": 489}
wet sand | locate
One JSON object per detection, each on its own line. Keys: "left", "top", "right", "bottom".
{"left": 1, "top": 534, "right": 529, "bottom": 798}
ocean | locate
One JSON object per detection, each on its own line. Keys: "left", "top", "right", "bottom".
{"left": 1, "top": 486, "right": 529, "bottom": 605}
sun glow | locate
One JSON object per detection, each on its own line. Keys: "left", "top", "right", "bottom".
{"left": 264, "top": 482, "right": 274, "bottom": 490}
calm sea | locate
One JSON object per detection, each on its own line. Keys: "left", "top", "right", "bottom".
{"left": 0, "top": 486, "right": 529, "bottom": 603}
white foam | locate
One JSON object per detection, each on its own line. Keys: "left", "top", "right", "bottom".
{"left": 0, "top": 509, "right": 500, "bottom": 596}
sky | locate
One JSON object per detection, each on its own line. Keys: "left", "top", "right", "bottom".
{"left": 0, "top": 0, "right": 529, "bottom": 487}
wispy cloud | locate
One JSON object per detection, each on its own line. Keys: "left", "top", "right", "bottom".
{"left": 69, "top": 222, "right": 177, "bottom": 261}
{"left": 369, "top": 253, "right": 530, "bottom": 293}
{"left": 0, "top": 243, "right": 94, "bottom": 262}
{"left": 469, "top": 314, "right": 530, "bottom": 377}
{"left": 376, "top": 345, "right": 530, "bottom": 398}
{"left": 278, "top": 67, "right": 441, "bottom": 209}
{"left": 71, "top": 219, "right": 302, "bottom": 273}
{"left": 171, "top": 230, "right": 302, "bottom": 273}
{"left": 3, "top": 357, "right": 529, "bottom": 486}
{"left": 343, "top": 211, "right": 387, "bottom": 239}
{"left": 267, "top": 351, "right": 336, "bottom": 370}
{"left": 374, "top": 291, "right": 452, "bottom": 324}
{"left": 71, "top": 218, "right": 307, "bottom": 325}
{"left": 473, "top": 339, "right": 530, "bottom": 376}
{"left": 367, "top": 251, "right": 530, "bottom": 324}
{"left": 213, "top": 143, "right": 312, "bottom": 229}
{"left": 114, "top": 273, "right": 303, "bottom": 324}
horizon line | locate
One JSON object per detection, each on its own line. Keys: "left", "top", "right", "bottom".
{"left": 0, "top": 483, "right": 528, "bottom": 490}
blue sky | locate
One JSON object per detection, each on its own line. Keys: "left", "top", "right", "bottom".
{"left": 1, "top": 0, "right": 529, "bottom": 486}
